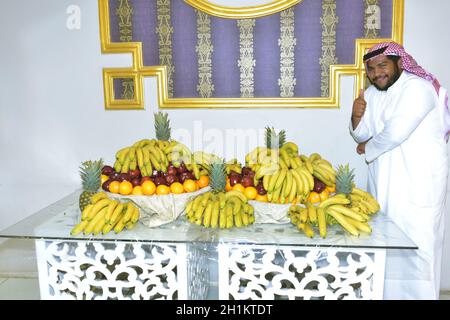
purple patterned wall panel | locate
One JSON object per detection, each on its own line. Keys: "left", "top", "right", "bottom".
{"left": 380, "top": 0, "right": 393, "bottom": 38}
{"left": 254, "top": 14, "right": 281, "bottom": 97}
{"left": 336, "top": 0, "right": 364, "bottom": 65}
{"left": 211, "top": 17, "right": 240, "bottom": 98}
{"left": 109, "top": 0, "right": 120, "bottom": 42}
{"left": 107, "top": 0, "right": 394, "bottom": 99}
{"left": 172, "top": 0, "right": 198, "bottom": 98}
{"left": 133, "top": 0, "right": 159, "bottom": 67}
{"left": 293, "top": 0, "right": 322, "bottom": 97}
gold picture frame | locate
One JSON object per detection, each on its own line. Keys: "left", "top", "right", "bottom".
{"left": 99, "top": 0, "right": 404, "bottom": 110}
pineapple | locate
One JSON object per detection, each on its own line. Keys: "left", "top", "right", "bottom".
{"left": 265, "top": 126, "right": 286, "bottom": 149}
{"left": 154, "top": 112, "right": 171, "bottom": 141}
{"left": 209, "top": 161, "right": 227, "bottom": 193}
{"left": 79, "top": 159, "right": 104, "bottom": 211}
{"left": 335, "top": 164, "right": 355, "bottom": 197}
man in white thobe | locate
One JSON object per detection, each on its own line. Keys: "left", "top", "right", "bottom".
{"left": 349, "top": 42, "right": 449, "bottom": 299}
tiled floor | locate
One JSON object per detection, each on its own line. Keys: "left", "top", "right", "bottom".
{"left": 0, "top": 277, "right": 449, "bottom": 300}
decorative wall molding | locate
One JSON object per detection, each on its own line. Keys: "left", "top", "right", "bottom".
{"left": 98, "top": 0, "right": 404, "bottom": 109}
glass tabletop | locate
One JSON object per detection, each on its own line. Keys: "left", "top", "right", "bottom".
{"left": 0, "top": 190, "right": 417, "bottom": 249}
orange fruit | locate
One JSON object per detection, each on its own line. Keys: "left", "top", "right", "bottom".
{"left": 183, "top": 179, "right": 198, "bottom": 193}
{"left": 156, "top": 184, "right": 171, "bottom": 195}
{"left": 141, "top": 180, "right": 156, "bottom": 195}
{"left": 119, "top": 180, "right": 133, "bottom": 195}
{"left": 101, "top": 174, "right": 109, "bottom": 185}
{"left": 326, "top": 184, "right": 336, "bottom": 193}
{"left": 109, "top": 181, "right": 120, "bottom": 194}
{"left": 170, "top": 182, "right": 184, "bottom": 194}
{"left": 132, "top": 185, "right": 143, "bottom": 195}
{"left": 255, "top": 194, "right": 268, "bottom": 202}
{"left": 225, "top": 178, "right": 233, "bottom": 192}
{"left": 307, "top": 191, "right": 321, "bottom": 204}
{"left": 319, "top": 189, "right": 330, "bottom": 202}
{"left": 243, "top": 186, "right": 257, "bottom": 200}
{"left": 232, "top": 183, "right": 245, "bottom": 193}
{"left": 196, "top": 175, "right": 210, "bottom": 189}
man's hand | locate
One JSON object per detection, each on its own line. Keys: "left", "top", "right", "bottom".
{"left": 352, "top": 89, "right": 366, "bottom": 129}
{"left": 356, "top": 141, "right": 368, "bottom": 154}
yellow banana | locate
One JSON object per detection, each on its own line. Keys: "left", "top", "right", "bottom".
{"left": 306, "top": 202, "right": 317, "bottom": 223}
{"left": 93, "top": 216, "right": 107, "bottom": 235}
{"left": 288, "top": 178, "right": 297, "bottom": 203}
{"left": 202, "top": 201, "right": 214, "bottom": 228}
{"left": 81, "top": 204, "right": 94, "bottom": 221}
{"left": 219, "top": 207, "right": 227, "bottom": 229}
{"left": 318, "top": 194, "right": 350, "bottom": 209}
{"left": 346, "top": 217, "right": 372, "bottom": 234}
{"left": 267, "top": 170, "right": 280, "bottom": 192}
{"left": 104, "top": 200, "right": 119, "bottom": 222}
{"left": 300, "top": 155, "right": 313, "bottom": 174}
{"left": 91, "top": 192, "right": 108, "bottom": 204}
{"left": 317, "top": 207, "right": 327, "bottom": 238}
{"left": 225, "top": 190, "right": 247, "bottom": 204}
{"left": 84, "top": 207, "right": 107, "bottom": 235}
{"left": 227, "top": 196, "right": 242, "bottom": 215}
{"left": 113, "top": 213, "right": 129, "bottom": 234}
{"left": 71, "top": 220, "right": 89, "bottom": 236}
{"left": 210, "top": 200, "right": 220, "bottom": 228}
{"left": 297, "top": 222, "right": 314, "bottom": 238}
{"left": 284, "top": 170, "right": 293, "bottom": 197}
{"left": 136, "top": 147, "right": 145, "bottom": 169}
{"left": 328, "top": 205, "right": 366, "bottom": 222}
{"left": 309, "top": 153, "right": 322, "bottom": 162}
{"left": 87, "top": 198, "right": 111, "bottom": 221}
{"left": 109, "top": 203, "right": 125, "bottom": 225}
{"left": 291, "top": 169, "right": 305, "bottom": 196}
{"left": 274, "top": 168, "right": 288, "bottom": 190}
{"left": 326, "top": 209, "right": 360, "bottom": 236}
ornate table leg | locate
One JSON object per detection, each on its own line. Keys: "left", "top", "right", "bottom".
{"left": 35, "top": 240, "right": 209, "bottom": 300}
{"left": 218, "top": 244, "right": 386, "bottom": 300}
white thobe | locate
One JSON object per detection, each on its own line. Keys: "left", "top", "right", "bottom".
{"left": 350, "top": 71, "right": 449, "bottom": 299}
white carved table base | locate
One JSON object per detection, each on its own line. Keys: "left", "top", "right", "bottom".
{"left": 218, "top": 244, "right": 386, "bottom": 300}
{"left": 35, "top": 240, "right": 208, "bottom": 300}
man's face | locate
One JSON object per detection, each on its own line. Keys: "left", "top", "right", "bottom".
{"left": 365, "top": 55, "right": 402, "bottom": 91}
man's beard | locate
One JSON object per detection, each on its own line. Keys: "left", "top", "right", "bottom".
{"left": 369, "top": 64, "right": 401, "bottom": 91}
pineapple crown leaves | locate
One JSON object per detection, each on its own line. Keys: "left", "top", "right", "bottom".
{"left": 154, "top": 111, "right": 171, "bottom": 141}
{"left": 335, "top": 163, "right": 355, "bottom": 196}
{"left": 209, "top": 159, "right": 227, "bottom": 193}
{"left": 79, "top": 158, "right": 104, "bottom": 192}
{"left": 265, "top": 126, "right": 286, "bottom": 149}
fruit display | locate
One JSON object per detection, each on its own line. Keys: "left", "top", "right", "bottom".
{"left": 71, "top": 192, "right": 140, "bottom": 236}
{"left": 243, "top": 127, "right": 316, "bottom": 204}
{"left": 288, "top": 164, "right": 380, "bottom": 238}
{"left": 79, "top": 159, "right": 104, "bottom": 211}
{"left": 185, "top": 161, "right": 255, "bottom": 228}
{"left": 101, "top": 112, "right": 209, "bottom": 196}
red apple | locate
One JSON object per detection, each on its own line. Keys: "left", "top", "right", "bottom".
{"left": 102, "top": 165, "right": 114, "bottom": 176}
{"left": 131, "top": 177, "right": 141, "bottom": 187}
{"left": 129, "top": 168, "right": 141, "bottom": 178}
{"left": 256, "top": 182, "right": 267, "bottom": 195}
{"left": 229, "top": 174, "right": 241, "bottom": 186}
{"left": 313, "top": 177, "right": 326, "bottom": 193}
{"left": 241, "top": 176, "right": 254, "bottom": 188}
{"left": 102, "top": 179, "right": 113, "bottom": 191}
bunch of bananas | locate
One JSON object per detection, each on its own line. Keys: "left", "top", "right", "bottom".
{"left": 225, "top": 158, "right": 243, "bottom": 175}
{"left": 289, "top": 191, "right": 379, "bottom": 238}
{"left": 185, "top": 190, "right": 255, "bottom": 228}
{"left": 192, "top": 151, "right": 223, "bottom": 177}
{"left": 71, "top": 192, "right": 140, "bottom": 236}
{"left": 300, "top": 153, "right": 336, "bottom": 187}
{"left": 244, "top": 142, "right": 315, "bottom": 204}
{"left": 113, "top": 139, "right": 201, "bottom": 178}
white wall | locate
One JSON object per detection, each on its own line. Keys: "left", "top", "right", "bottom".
{"left": 0, "top": 0, "right": 449, "bottom": 290}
